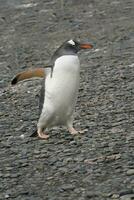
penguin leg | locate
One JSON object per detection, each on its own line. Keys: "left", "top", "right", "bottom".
{"left": 68, "top": 127, "right": 78, "bottom": 135}
{"left": 37, "top": 128, "right": 49, "bottom": 139}
{"left": 37, "top": 111, "right": 53, "bottom": 139}
{"left": 67, "top": 118, "right": 78, "bottom": 135}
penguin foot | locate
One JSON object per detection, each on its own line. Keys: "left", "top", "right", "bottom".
{"left": 78, "top": 129, "right": 88, "bottom": 134}
{"left": 38, "top": 131, "right": 49, "bottom": 139}
{"left": 68, "top": 127, "right": 78, "bottom": 135}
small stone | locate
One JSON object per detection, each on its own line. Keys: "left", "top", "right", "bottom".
{"left": 101, "top": 142, "right": 109, "bottom": 147}
{"left": 61, "top": 184, "right": 75, "bottom": 191}
{"left": 20, "top": 134, "right": 25, "bottom": 139}
{"left": 84, "top": 157, "right": 98, "bottom": 163}
{"left": 112, "top": 194, "right": 120, "bottom": 199}
{"left": 130, "top": 179, "right": 134, "bottom": 184}
{"left": 4, "top": 173, "right": 10, "bottom": 178}
{"left": 94, "top": 48, "right": 100, "bottom": 52}
{"left": 34, "top": 150, "right": 40, "bottom": 154}
{"left": 126, "top": 169, "right": 134, "bottom": 176}
{"left": 63, "top": 157, "right": 73, "bottom": 164}
{"left": 69, "top": 140, "right": 77, "bottom": 145}
{"left": 58, "top": 167, "right": 68, "bottom": 173}
{"left": 5, "top": 167, "right": 12, "bottom": 171}
{"left": 74, "top": 188, "right": 81, "bottom": 194}
{"left": 11, "top": 173, "right": 20, "bottom": 178}
{"left": 74, "top": 156, "right": 84, "bottom": 162}
{"left": 5, "top": 194, "right": 10, "bottom": 198}
{"left": 102, "top": 192, "right": 112, "bottom": 197}
{"left": 86, "top": 191, "right": 98, "bottom": 198}
{"left": 46, "top": 176, "right": 53, "bottom": 180}
{"left": 120, "top": 194, "right": 134, "bottom": 200}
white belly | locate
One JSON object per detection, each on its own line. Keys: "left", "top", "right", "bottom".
{"left": 39, "top": 55, "right": 80, "bottom": 128}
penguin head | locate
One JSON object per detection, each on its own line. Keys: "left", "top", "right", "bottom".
{"left": 52, "top": 39, "right": 93, "bottom": 62}
{"left": 66, "top": 39, "right": 93, "bottom": 53}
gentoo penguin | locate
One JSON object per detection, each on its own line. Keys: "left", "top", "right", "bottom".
{"left": 33, "top": 39, "right": 93, "bottom": 139}
{"left": 12, "top": 39, "right": 93, "bottom": 139}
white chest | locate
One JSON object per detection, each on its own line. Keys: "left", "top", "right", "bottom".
{"left": 45, "top": 55, "right": 80, "bottom": 100}
{"left": 40, "top": 55, "right": 80, "bottom": 123}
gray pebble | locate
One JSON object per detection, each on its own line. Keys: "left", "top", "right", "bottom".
{"left": 61, "top": 184, "right": 75, "bottom": 191}
{"left": 126, "top": 169, "right": 134, "bottom": 176}
{"left": 120, "top": 194, "right": 134, "bottom": 200}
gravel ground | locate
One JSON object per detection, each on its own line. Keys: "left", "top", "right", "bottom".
{"left": 0, "top": 0, "right": 134, "bottom": 199}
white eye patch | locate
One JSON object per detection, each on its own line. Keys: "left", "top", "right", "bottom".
{"left": 68, "top": 39, "right": 75, "bottom": 45}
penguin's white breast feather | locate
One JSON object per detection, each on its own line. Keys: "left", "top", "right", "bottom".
{"left": 45, "top": 55, "right": 80, "bottom": 98}
{"left": 41, "top": 55, "right": 80, "bottom": 125}
{"left": 45, "top": 55, "right": 80, "bottom": 90}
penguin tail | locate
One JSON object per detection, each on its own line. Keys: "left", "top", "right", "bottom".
{"left": 30, "top": 129, "right": 38, "bottom": 137}
{"left": 11, "top": 68, "right": 45, "bottom": 85}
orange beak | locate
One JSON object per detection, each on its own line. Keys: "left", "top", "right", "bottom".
{"left": 80, "top": 43, "right": 93, "bottom": 49}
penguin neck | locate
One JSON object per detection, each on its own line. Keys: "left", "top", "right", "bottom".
{"left": 53, "top": 55, "right": 80, "bottom": 74}
{"left": 51, "top": 47, "right": 78, "bottom": 63}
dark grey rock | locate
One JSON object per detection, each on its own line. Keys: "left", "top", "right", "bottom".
{"left": 61, "top": 184, "right": 75, "bottom": 191}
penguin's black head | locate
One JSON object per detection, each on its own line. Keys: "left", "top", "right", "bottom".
{"left": 65, "top": 39, "right": 93, "bottom": 53}
{"left": 52, "top": 39, "right": 93, "bottom": 62}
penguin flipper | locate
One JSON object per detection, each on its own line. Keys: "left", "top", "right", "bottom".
{"left": 11, "top": 68, "right": 45, "bottom": 85}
